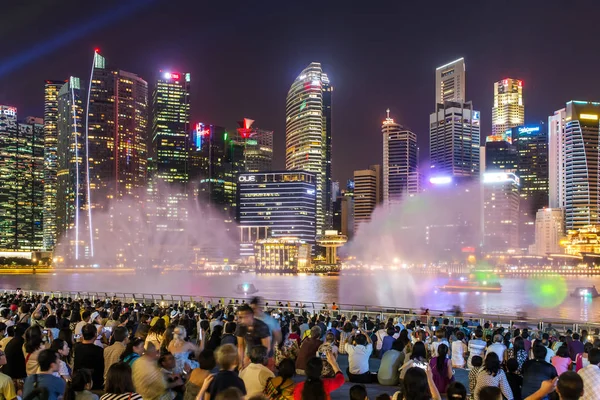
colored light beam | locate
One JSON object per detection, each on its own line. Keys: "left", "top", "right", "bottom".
{"left": 0, "top": 0, "right": 157, "bottom": 78}
{"left": 526, "top": 276, "right": 567, "bottom": 308}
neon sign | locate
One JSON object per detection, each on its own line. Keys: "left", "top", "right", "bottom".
{"left": 163, "top": 72, "right": 180, "bottom": 80}
{"left": 2, "top": 107, "right": 16, "bottom": 117}
{"left": 239, "top": 175, "right": 256, "bottom": 182}
{"left": 517, "top": 126, "right": 540, "bottom": 134}
{"left": 429, "top": 176, "right": 452, "bottom": 185}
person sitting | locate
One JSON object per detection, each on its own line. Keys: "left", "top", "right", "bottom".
{"left": 468, "top": 330, "right": 487, "bottom": 369}
{"left": 430, "top": 330, "right": 450, "bottom": 359}
{"left": 400, "top": 341, "right": 428, "bottom": 380}
{"left": 487, "top": 335, "right": 507, "bottom": 363}
{"left": 104, "top": 326, "right": 128, "bottom": 381}
{"left": 468, "top": 356, "right": 483, "bottom": 400}
{"left": 132, "top": 342, "right": 174, "bottom": 400}
{"left": 23, "top": 349, "right": 66, "bottom": 400}
{"left": 521, "top": 343, "right": 557, "bottom": 399}
{"left": 295, "top": 326, "right": 322, "bottom": 375}
{"left": 474, "top": 353, "right": 514, "bottom": 400}
{"left": 119, "top": 337, "right": 144, "bottom": 367}
{"left": 292, "top": 354, "right": 344, "bottom": 400}
{"left": 100, "top": 362, "right": 143, "bottom": 400}
{"left": 345, "top": 328, "right": 374, "bottom": 383}
{"left": 63, "top": 368, "right": 98, "bottom": 400}
{"left": 429, "top": 343, "right": 454, "bottom": 394}
{"left": 391, "top": 366, "right": 442, "bottom": 400}
{"left": 349, "top": 384, "right": 368, "bottom": 400}
{"left": 317, "top": 333, "right": 338, "bottom": 378}
{"left": 577, "top": 347, "right": 600, "bottom": 400}
{"left": 524, "top": 370, "right": 583, "bottom": 400}
{"left": 574, "top": 342, "right": 594, "bottom": 372}
{"left": 205, "top": 344, "right": 246, "bottom": 400}
{"left": 221, "top": 322, "right": 237, "bottom": 347}
{"left": 380, "top": 327, "right": 396, "bottom": 359}
{"left": 478, "top": 386, "right": 502, "bottom": 400}
{"left": 452, "top": 331, "right": 468, "bottom": 368}
{"left": 167, "top": 325, "right": 200, "bottom": 374}
{"left": 377, "top": 338, "right": 405, "bottom": 386}
{"left": 506, "top": 358, "right": 523, "bottom": 400}
{"left": 551, "top": 345, "right": 572, "bottom": 376}
{"left": 446, "top": 381, "right": 467, "bottom": 400}
{"left": 240, "top": 345, "right": 275, "bottom": 398}
{"left": 263, "top": 358, "right": 295, "bottom": 400}
{"left": 183, "top": 350, "right": 216, "bottom": 400}
{"left": 0, "top": 348, "right": 17, "bottom": 400}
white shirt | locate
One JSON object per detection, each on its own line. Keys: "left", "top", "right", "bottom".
{"left": 468, "top": 339, "right": 487, "bottom": 367}
{"left": 430, "top": 339, "right": 449, "bottom": 358}
{"left": 345, "top": 343, "right": 373, "bottom": 375}
{"left": 487, "top": 343, "right": 507, "bottom": 361}
{"left": 239, "top": 363, "right": 274, "bottom": 397}
{"left": 74, "top": 320, "right": 87, "bottom": 336}
{"left": 375, "top": 329, "right": 387, "bottom": 350}
{"left": 543, "top": 346, "right": 555, "bottom": 364}
{"left": 451, "top": 341, "right": 467, "bottom": 367}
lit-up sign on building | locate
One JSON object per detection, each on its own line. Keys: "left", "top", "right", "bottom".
{"left": 472, "top": 111, "right": 480, "bottom": 121}
{"left": 429, "top": 176, "right": 452, "bottom": 185}
{"left": 163, "top": 72, "right": 180, "bottom": 80}
{"left": 483, "top": 172, "right": 520, "bottom": 185}
{"left": 193, "top": 122, "right": 210, "bottom": 150}
{"left": 1, "top": 107, "right": 16, "bottom": 117}
{"left": 517, "top": 125, "right": 541, "bottom": 135}
{"left": 580, "top": 113, "right": 599, "bottom": 121}
{"left": 239, "top": 175, "right": 256, "bottom": 182}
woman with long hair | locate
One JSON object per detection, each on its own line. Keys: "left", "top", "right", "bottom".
{"left": 506, "top": 336, "right": 527, "bottom": 374}
{"left": 263, "top": 358, "right": 295, "bottom": 400}
{"left": 429, "top": 343, "right": 454, "bottom": 394}
{"left": 145, "top": 318, "right": 166, "bottom": 351}
{"left": 400, "top": 341, "right": 427, "bottom": 380}
{"left": 24, "top": 325, "right": 48, "bottom": 376}
{"left": 183, "top": 350, "right": 215, "bottom": 400}
{"left": 120, "top": 337, "right": 144, "bottom": 366}
{"left": 50, "top": 339, "right": 71, "bottom": 380}
{"left": 392, "top": 367, "right": 442, "bottom": 400}
{"left": 338, "top": 322, "right": 354, "bottom": 355}
{"left": 552, "top": 344, "right": 572, "bottom": 375}
{"left": 63, "top": 369, "right": 97, "bottom": 400}
{"left": 473, "top": 353, "right": 513, "bottom": 400}
{"left": 58, "top": 328, "right": 74, "bottom": 363}
{"left": 293, "top": 353, "right": 344, "bottom": 400}
{"left": 69, "top": 307, "right": 82, "bottom": 332}
{"left": 205, "top": 325, "right": 223, "bottom": 353}
{"left": 100, "top": 362, "right": 143, "bottom": 400}
{"left": 166, "top": 325, "right": 199, "bottom": 374}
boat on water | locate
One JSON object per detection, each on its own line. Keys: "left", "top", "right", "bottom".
{"left": 235, "top": 283, "right": 259, "bottom": 295}
{"left": 570, "top": 286, "right": 600, "bottom": 298}
{"left": 439, "top": 279, "right": 502, "bottom": 293}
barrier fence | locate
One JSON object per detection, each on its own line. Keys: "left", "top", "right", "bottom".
{"left": 3, "top": 288, "right": 600, "bottom": 335}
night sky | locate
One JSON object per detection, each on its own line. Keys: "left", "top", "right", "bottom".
{"left": 2, "top": 0, "right": 600, "bottom": 183}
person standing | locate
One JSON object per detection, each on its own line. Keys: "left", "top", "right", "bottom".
{"left": 235, "top": 305, "right": 271, "bottom": 369}
{"left": 3, "top": 323, "right": 27, "bottom": 380}
{"left": 577, "top": 347, "right": 600, "bottom": 400}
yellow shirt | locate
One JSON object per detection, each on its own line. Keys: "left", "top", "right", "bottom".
{"left": 0, "top": 372, "right": 16, "bottom": 400}
{"left": 149, "top": 316, "right": 169, "bottom": 327}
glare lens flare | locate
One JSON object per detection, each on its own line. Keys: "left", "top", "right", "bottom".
{"left": 527, "top": 276, "right": 567, "bottom": 308}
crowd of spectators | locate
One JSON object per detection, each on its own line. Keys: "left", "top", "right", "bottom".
{"left": 0, "top": 291, "right": 597, "bottom": 400}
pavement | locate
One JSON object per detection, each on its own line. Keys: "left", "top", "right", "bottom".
{"left": 293, "top": 354, "right": 470, "bottom": 400}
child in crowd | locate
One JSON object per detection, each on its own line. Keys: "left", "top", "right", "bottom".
{"left": 468, "top": 355, "right": 483, "bottom": 400}
{"left": 478, "top": 387, "right": 502, "bottom": 400}
{"left": 505, "top": 358, "right": 523, "bottom": 400}
{"left": 447, "top": 381, "right": 467, "bottom": 400}
{"left": 349, "top": 384, "right": 368, "bottom": 400}
{"left": 204, "top": 344, "right": 246, "bottom": 400}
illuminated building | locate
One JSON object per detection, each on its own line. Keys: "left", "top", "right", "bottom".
{"left": 510, "top": 124, "right": 549, "bottom": 251}
{"left": 333, "top": 180, "right": 354, "bottom": 240}
{"left": 253, "top": 237, "right": 311, "bottom": 272}
{"left": 429, "top": 101, "right": 480, "bottom": 178}
{"left": 484, "top": 137, "right": 517, "bottom": 172}
{"left": 492, "top": 78, "right": 524, "bottom": 136}
{"left": 435, "top": 58, "right": 465, "bottom": 104}
{"left": 353, "top": 165, "right": 381, "bottom": 233}
{"left": 563, "top": 101, "right": 600, "bottom": 230}
{"left": 237, "top": 171, "right": 316, "bottom": 247}
{"left": 237, "top": 118, "right": 273, "bottom": 172}
{"left": 43, "top": 80, "right": 65, "bottom": 251}
{"left": 238, "top": 226, "right": 269, "bottom": 261}
{"left": 285, "top": 62, "right": 332, "bottom": 234}
{"left": 56, "top": 77, "right": 89, "bottom": 260}
{"left": 316, "top": 230, "right": 347, "bottom": 265}
{"left": 0, "top": 107, "right": 44, "bottom": 251}
{"left": 561, "top": 225, "right": 600, "bottom": 256}
{"left": 531, "top": 208, "right": 564, "bottom": 256}
{"left": 483, "top": 172, "right": 520, "bottom": 252}
{"left": 548, "top": 108, "right": 566, "bottom": 209}
{"left": 382, "top": 109, "right": 419, "bottom": 205}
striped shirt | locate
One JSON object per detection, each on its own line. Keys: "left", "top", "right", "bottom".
{"left": 474, "top": 369, "right": 514, "bottom": 400}
{"left": 100, "top": 393, "right": 143, "bottom": 400}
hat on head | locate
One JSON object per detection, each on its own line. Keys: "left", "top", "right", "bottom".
{"left": 170, "top": 310, "right": 179, "bottom": 319}
{"left": 90, "top": 311, "right": 100, "bottom": 323}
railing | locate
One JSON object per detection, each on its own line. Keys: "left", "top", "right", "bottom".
{"left": 4, "top": 288, "right": 600, "bottom": 334}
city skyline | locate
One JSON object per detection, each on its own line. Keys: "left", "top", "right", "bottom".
{"left": 3, "top": 1, "right": 599, "bottom": 184}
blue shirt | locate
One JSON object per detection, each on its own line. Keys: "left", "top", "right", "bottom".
{"left": 24, "top": 373, "right": 66, "bottom": 400}
{"left": 380, "top": 336, "right": 395, "bottom": 358}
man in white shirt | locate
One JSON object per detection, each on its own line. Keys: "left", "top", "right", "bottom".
{"left": 374, "top": 323, "right": 387, "bottom": 354}
{"left": 467, "top": 329, "right": 487, "bottom": 368}
{"left": 345, "top": 328, "right": 374, "bottom": 383}
{"left": 239, "top": 345, "right": 274, "bottom": 397}
{"left": 74, "top": 310, "right": 91, "bottom": 336}
{"left": 541, "top": 338, "right": 555, "bottom": 363}
{"left": 486, "top": 334, "right": 507, "bottom": 361}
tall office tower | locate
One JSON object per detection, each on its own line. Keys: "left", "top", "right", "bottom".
{"left": 563, "top": 101, "right": 600, "bottom": 230}
{"left": 382, "top": 109, "right": 419, "bottom": 205}
{"left": 286, "top": 62, "right": 332, "bottom": 234}
{"left": 484, "top": 134, "right": 517, "bottom": 172}
{"left": 548, "top": 108, "right": 566, "bottom": 209}
{"left": 435, "top": 58, "right": 465, "bottom": 104}
{"left": 150, "top": 71, "right": 191, "bottom": 240}
{"left": 87, "top": 52, "right": 148, "bottom": 207}
{"left": 237, "top": 118, "right": 273, "bottom": 173}
{"left": 482, "top": 172, "right": 520, "bottom": 252}
{"left": 0, "top": 107, "right": 45, "bottom": 251}
{"left": 510, "top": 124, "right": 549, "bottom": 251}
{"left": 492, "top": 78, "right": 524, "bottom": 136}
{"left": 429, "top": 101, "right": 481, "bottom": 178}
{"left": 531, "top": 208, "right": 564, "bottom": 256}
{"left": 56, "top": 77, "right": 89, "bottom": 260}
{"left": 43, "top": 80, "right": 64, "bottom": 251}
{"left": 353, "top": 165, "right": 381, "bottom": 233}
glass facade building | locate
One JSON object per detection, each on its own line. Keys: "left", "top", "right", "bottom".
{"left": 285, "top": 62, "right": 332, "bottom": 234}
{"left": 43, "top": 80, "right": 64, "bottom": 251}
{"left": 492, "top": 78, "right": 524, "bottom": 136}
{"left": 483, "top": 172, "right": 520, "bottom": 252}
{"left": 237, "top": 171, "right": 317, "bottom": 247}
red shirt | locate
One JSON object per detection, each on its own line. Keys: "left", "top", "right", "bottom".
{"left": 293, "top": 372, "right": 345, "bottom": 400}
{"left": 288, "top": 333, "right": 301, "bottom": 346}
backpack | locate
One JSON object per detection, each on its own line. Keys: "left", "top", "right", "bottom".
{"left": 24, "top": 375, "right": 50, "bottom": 400}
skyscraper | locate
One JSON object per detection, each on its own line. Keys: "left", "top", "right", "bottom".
{"left": 43, "top": 80, "right": 64, "bottom": 251}
{"left": 353, "top": 165, "right": 381, "bottom": 233}
{"left": 429, "top": 101, "right": 480, "bottom": 178}
{"left": 435, "top": 58, "right": 465, "bottom": 104}
{"left": 382, "top": 109, "right": 419, "bottom": 205}
{"left": 56, "top": 77, "right": 89, "bottom": 259}
{"left": 510, "top": 124, "right": 549, "bottom": 251}
{"left": 531, "top": 208, "right": 564, "bottom": 256}
{"left": 483, "top": 172, "right": 520, "bottom": 252}
{"left": 237, "top": 118, "right": 273, "bottom": 172}
{"left": 484, "top": 135, "right": 517, "bottom": 172}
{"left": 285, "top": 62, "right": 332, "bottom": 234}
{"left": 563, "top": 101, "right": 600, "bottom": 230}
{"left": 0, "top": 107, "right": 45, "bottom": 251}
{"left": 548, "top": 108, "right": 566, "bottom": 209}
{"left": 492, "top": 78, "right": 524, "bottom": 136}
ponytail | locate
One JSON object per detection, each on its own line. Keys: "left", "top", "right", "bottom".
{"left": 302, "top": 357, "right": 326, "bottom": 400}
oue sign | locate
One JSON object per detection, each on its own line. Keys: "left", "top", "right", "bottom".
{"left": 239, "top": 175, "right": 256, "bottom": 182}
